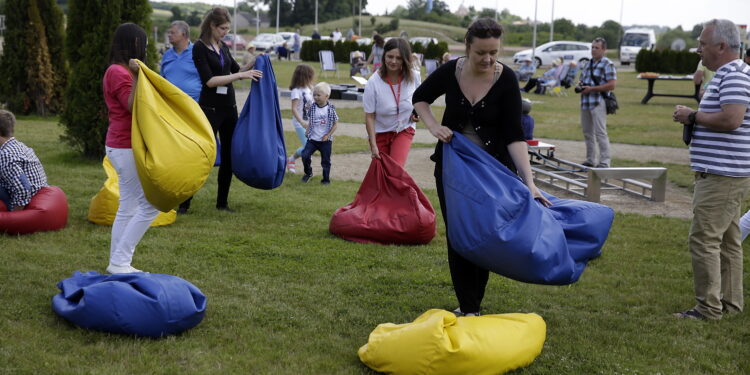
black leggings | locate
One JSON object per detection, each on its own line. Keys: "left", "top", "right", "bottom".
{"left": 181, "top": 105, "right": 237, "bottom": 210}
{"left": 435, "top": 161, "right": 490, "bottom": 314}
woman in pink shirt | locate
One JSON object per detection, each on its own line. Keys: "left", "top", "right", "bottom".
{"left": 102, "top": 23, "right": 159, "bottom": 274}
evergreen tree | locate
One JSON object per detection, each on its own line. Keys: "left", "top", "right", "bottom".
{"left": 0, "top": 0, "right": 65, "bottom": 115}
{"left": 60, "top": 0, "right": 157, "bottom": 158}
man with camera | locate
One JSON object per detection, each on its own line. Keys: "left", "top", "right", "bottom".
{"left": 576, "top": 37, "right": 617, "bottom": 168}
{"left": 672, "top": 19, "right": 750, "bottom": 321}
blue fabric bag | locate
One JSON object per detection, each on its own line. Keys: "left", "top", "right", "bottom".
{"left": 231, "top": 54, "right": 286, "bottom": 189}
{"left": 442, "top": 133, "right": 614, "bottom": 285}
{"left": 52, "top": 271, "right": 206, "bottom": 338}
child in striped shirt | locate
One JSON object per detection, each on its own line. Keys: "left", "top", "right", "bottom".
{"left": 300, "top": 82, "right": 339, "bottom": 184}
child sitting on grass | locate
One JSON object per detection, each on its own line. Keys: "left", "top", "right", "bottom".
{"left": 301, "top": 82, "right": 339, "bottom": 185}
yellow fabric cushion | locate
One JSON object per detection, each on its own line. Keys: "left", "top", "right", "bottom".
{"left": 88, "top": 157, "right": 176, "bottom": 227}
{"left": 131, "top": 60, "right": 216, "bottom": 212}
{"left": 358, "top": 309, "right": 546, "bottom": 375}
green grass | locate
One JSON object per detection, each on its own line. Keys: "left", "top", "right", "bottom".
{"left": 3, "top": 112, "right": 749, "bottom": 374}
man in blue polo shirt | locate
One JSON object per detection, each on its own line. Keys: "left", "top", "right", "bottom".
{"left": 673, "top": 19, "right": 750, "bottom": 321}
{"left": 161, "top": 20, "right": 202, "bottom": 102}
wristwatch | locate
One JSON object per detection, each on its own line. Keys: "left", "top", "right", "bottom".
{"left": 688, "top": 111, "right": 697, "bottom": 125}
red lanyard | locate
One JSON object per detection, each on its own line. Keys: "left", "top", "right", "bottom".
{"left": 385, "top": 74, "right": 402, "bottom": 116}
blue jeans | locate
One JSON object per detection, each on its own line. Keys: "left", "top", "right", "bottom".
{"left": 0, "top": 174, "right": 31, "bottom": 210}
{"left": 293, "top": 126, "right": 307, "bottom": 158}
{"left": 301, "top": 139, "right": 332, "bottom": 182}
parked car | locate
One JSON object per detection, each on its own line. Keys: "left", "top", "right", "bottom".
{"left": 252, "top": 33, "right": 285, "bottom": 54}
{"left": 355, "top": 37, "right": 372, "bottom": 46}
{"left": 409, "top": 37, "right": 438, "bottom": 47}
{"left": 222, "top": 33, "right": 247, "bottom": 50}
{"left": 513, "top": 41, "right": 592, "bottom": 67}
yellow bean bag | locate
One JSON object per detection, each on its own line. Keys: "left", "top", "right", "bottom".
{"left": 358, "top": 309, "right": 546, "bottom": 375}
{"left": 131, "top": 60, "right": 216, "bottom": 212}
{"left": 88, "top": 157, "right": 176, "bottom": 227}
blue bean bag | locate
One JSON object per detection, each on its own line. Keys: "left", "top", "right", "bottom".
{"left": 442, "top": 133, "right": 614, "bottom": 285}
{"left": 231, "top": 55, "right": 286, "bottom": 189}
{"left": 52, "top": 271, "right": 206, "bottom": 338}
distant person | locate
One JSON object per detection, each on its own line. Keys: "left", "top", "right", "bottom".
{"left": 311, "top": 29, "right": 321, "bottom": 40}
{"left": 0, "top": 110, "right": 48, "bottom": 212}
{"left": 411, "top": 52, "right": 422, "bottom": 84}
{"left": 350, "top": 51, "right": 366, "bottom": 76}
{"left": 399, "top": 30, "right": 409, "bottom": 39}
{"left": 521, "top": 58, "right": 563, "bottom": 94}
{"left": 515, "top": 58, "right": 535, "bottom": 82}
{"left": 346, "top": 28, "right": 354, "bottom": 41}
{"left": 745, "top": 47, "right": 750, "bottom": 64}
{"left": 286, "top": 64, "right": 315, "bottom": 174}
{"left": 694, "top": 59, "right": 716, "bottom": 100}
{"left": 188, "top": 7, "right": 263, "bottom": 213}
{"left": 160, "top": 20, "right": 202, "bottom": 102}
{"left": 292, "top": 29, "right": 301, "bottom": 60}
{"left": 440, "top": 52, "right": 451, "bottom": 65}
{"left": 241, "top": 43, "right": 258, "bottom": 71}
{"left": 576, "top": 37, "right": 616, "bottom": 168}
{"left": 561, "top": 61, "right": 578, "bottom": 88}
{"left": 301, "top": 82, "right": 339, "bottom": 185}
{"left": 521, "top": 99, "right": 534, "bottom": 140}
{"left": 672, "top": 18, "right": 750, "bottom": 321}
{"left": 277, "top": 42, "right": 290, "bottom": 60}
{"left": 366, "top": 34, "right": 385, "bottom": 72}
{"left": 102, "top": 23, "right": 158, "bottom": 273}
{"left": 332, "top": 28, "right": 342, "bottom": 42}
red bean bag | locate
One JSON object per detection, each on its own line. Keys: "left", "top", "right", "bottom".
{"left": 330, "top": 153, "right": 436, "bottom": 245}
{"left": 0, "top": 186, "right": 68, "bottom": 235}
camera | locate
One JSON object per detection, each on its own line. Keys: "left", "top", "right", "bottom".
{"left": 574, "top": 85, "right": 584, "bottom": 94}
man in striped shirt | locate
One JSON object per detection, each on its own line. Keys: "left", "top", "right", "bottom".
{"left": 0, "top": 110, "right": 48, "bottom": 211}
{"left": 673, "top": 19, "right": 750, "bottom": 320}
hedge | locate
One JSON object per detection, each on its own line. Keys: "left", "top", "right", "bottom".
{"left": 300, "top": 39, "right": 449, "bottom": 64}
{"left": 635, "top": 49, "right": 701, "bottom": 74}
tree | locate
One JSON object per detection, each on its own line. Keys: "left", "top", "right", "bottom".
{"left": 170, "top": 5, "right": 182, "bottom": 22}
{"left": 263, "top": 0, "right": 368, "bottom": 27}
{"left": 0, "top": 0, "right": 66, "bottom": 115}
{"left": 597, "top": 20, "right": 623, "bottom": 48}
{"left": 60, "top": 0, "right": 158, "bottom": 158}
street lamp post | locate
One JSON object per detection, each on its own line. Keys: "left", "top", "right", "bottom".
{"left": 276, "top": 0, "right": 280, "bottom": 34}
{"left": 531, "top": 0, "right": 538, "bottom": 66}
{"left": 358, "top": 0, "right": 362, "bottom": 37}
{"left": 550, "top": 0, "right": 555, "bottom": 43}
{"left": 315, "top": 0, "right": 318, "bottom": 33}
{"left": 233, "top": 0, "right": 237, "bottom": 55}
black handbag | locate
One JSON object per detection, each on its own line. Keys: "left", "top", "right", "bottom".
{"left": 589, "top": 61, "right": 618, "bottom": 115}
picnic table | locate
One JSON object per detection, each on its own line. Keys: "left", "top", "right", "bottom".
{"left": 638, "top": 74, "right": 700, "bottom": 104}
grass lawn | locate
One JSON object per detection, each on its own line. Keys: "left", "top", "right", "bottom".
{"left": 2, "top": 110, "right": 749, "bottom": 372}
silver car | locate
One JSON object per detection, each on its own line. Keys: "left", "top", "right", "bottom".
{"left": 513, "top": 41, "right": 592, "bottom": 67}
{"left": 253, "top": 33, "right": 285, "bottom": 55}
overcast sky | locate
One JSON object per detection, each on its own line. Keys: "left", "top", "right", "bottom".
{"left": 174, "top": 0, "right": 750, "bottom": 31}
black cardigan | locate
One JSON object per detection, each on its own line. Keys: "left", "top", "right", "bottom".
{"left": 412, "top": 58, "right": 525, "bottom": 172}
{"left": 192, "top": 39, "right": 240, "bottom": 108}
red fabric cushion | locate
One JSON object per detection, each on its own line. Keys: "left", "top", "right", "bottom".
{"left": 330, "top": 153, "right": 436, "bottom": 245}
{"left": 0, "top": 186, "right": 68, "bottom": 235}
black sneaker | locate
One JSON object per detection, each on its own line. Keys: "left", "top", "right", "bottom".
{"left": 321, "top": 180, "right": 330, "bottom": 185}
{"left": 216, "top": 206, "right": 235, "bottom": 213}
{"left": 672, "top": 308, "right": 707, "bottom": 320}
{"left": 581, "top": 161, "right": 594, "bottom": 167}
{"left": 595, "top": 163, "right": 610, "bottom": 168}
{"left": 301, "top": 174, "right": 312, "bottom": 183}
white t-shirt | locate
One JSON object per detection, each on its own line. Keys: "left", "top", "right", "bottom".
{"left": 309, "top": 104, "right": 332, "bottom": 141}
{"left": 332, "top": 31, "right": 342, "bottom": 42}
{"left": 290, "top": 87, "right": 312, "bottom": 130}
{"left": 363, "top": 73, "right": 417, "bottom": 133}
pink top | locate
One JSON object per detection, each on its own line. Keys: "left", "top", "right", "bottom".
{"left": 103, "top": 64, "right": 134, "bottom": 148}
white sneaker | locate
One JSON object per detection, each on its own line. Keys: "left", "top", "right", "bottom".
{"left": 287, "top": 159, "right": 297, "bottom": 174}
{"left": 106, "top": 264, "right": 145, "bottom": 274}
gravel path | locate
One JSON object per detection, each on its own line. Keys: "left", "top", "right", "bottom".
{"left": 240, "top": 90, "right": 694, "bottom": 219}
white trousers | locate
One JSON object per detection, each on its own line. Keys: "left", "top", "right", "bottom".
{"left": 106, "top": 147, "right": 159, "bottom": 267}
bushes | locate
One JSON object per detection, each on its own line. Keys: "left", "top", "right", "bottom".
{"left": 300, "top": 39, "right": 449, "bottom": 63}
{"left": 635, "top": 49, "right": 700, "bottom": 74}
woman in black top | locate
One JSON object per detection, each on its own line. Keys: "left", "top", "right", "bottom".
{"left": 413, "top": 18, "right": 551, "bottom": 316}
{"left": 182, "top": 7, "right": 262, "bottom": 213}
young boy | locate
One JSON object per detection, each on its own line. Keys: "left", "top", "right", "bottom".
{"left": 521, "top": 98, "right": 535, "bottom": 140}
{"left": 301, "top": 82, "right": 339, "bottom": 184}
{"left": 0, "top": 110, "right": 48, "bottom": 211}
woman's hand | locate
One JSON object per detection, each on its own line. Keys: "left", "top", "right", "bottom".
{"left": 410, "top": 113, "right": 420, "bottom": 123}
{"left": 428, "top": 124, "right": 453, "bottom": 143}
{"left": 369, "top": 142, "right": 380, "bottom": 159}
{"left": 241, "top": 69, "right": 263, "bottom": 81}
{"left": 128, "top": 59, "right": 140, "bottom": 75}
{"left": 529, "top": 184, "right": 552, "bottom": 207}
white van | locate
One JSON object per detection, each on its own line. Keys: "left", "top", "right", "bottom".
{"left": 619, "top": 28, "right": 656, "bottom": 66}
